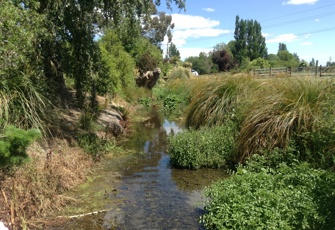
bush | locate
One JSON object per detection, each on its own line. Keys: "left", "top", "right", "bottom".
{"left": 77, "top": 132, "right": 115, "bottom": 157}
{"left": 168, "top": 121, "right": 237, "bottom": 169}
{"left": 201, "top": 161, "right": 335, "bottom": 229}
{"left": 153, "top": 78, "right": 192, "bottom": 117}
{"left": 166, "top": 66, "right": 192, "bottom": 80}
{"left": 0, "top": 126, "right": 41, "bottom": 167}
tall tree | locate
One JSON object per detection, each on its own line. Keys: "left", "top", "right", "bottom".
{"left": 142, "top": 11, "right": 175, "bottom": 48}
{"left": 168, "top": 42, "right": 180, "bottom": 58}
{"left": 233, "top": 15, "right": 267, "bottom": 65}
{"left": 15, "top": 0, "right": 185, "bottom": 110}
{"left": 278, "top": 43, "right": 287, "bottom": 52}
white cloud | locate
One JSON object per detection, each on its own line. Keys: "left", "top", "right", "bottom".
{"left": 303, "top": 33, "right": 311, "bottom": 39}
{"left": 171, "top": 14, "right": 220, "bottom": 30}
{"left": 266, "top": 33, "right": 298, "bottom": 43}
{"left": 300, "top": 42, "right": 313, "bottom": 46}
{"left": 315, "top": 18, "right": 320, "bottom": 22}
{"left": 165, "top": 14, "right": 230, "bottom": 48}
{"left": 282, "top": 0, "right": 318, "bottom": 5}
{"left": 203, "top": 7, "right": 215, "bottom": 12}
{"left": 179, "top": 47, "right": 212, "bottom": 60}
{"left": 262, "top": 33, "right": 271, "bottom": 38}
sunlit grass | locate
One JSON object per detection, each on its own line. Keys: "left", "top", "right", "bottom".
{"left": 185, "top": 75, "right": 259, "bottom": 129}
{"left": 237, "top": 77, "right": 335, "bottom": 162}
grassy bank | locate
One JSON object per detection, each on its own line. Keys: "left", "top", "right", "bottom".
{"left": 164, "top": 73, "right": 335, "bottom": 229}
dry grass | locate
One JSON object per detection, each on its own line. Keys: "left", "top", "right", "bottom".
{"left": 0, "top": 139, "right": 93, "bottom": 230}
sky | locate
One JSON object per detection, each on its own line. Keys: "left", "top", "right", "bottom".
{"left": 158, "top": 0, "right": 335, "bottom": 65}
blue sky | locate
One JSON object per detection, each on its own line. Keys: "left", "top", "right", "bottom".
{"left": 158, "top": 0, "right": 335, "bottom": 65}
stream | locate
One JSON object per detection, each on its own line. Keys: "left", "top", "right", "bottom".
{"left": 54, "top": 110, "right": 227, "bottom": 230}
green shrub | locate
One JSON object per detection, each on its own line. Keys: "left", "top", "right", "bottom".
{"left": 201, "top": 161, "right": 335, "bottom": 230}
{"left": 77, "top": 132, "right": 115, "bottom": 157}
{"left": 154, "top": 78, "right": 192, "bottom": 116}
{"left": 0, "top": 126, "right": 41, "bottom": 167}
{"left": 166, "top": 66, "right": 192, "bottom": 80}
{"left": 168, "top": 121, "right": 237, "bottom": 169}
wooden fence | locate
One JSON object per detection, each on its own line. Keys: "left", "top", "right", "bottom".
{"left": 253, "top": 62, "right": 335, "bottom": 78}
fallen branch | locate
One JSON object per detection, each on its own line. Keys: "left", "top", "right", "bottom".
{"left": 1, "top": 189, "right": 9, "bottom": 208}
{"left": 57, "top": 208, "right": 113, "bottom": 219}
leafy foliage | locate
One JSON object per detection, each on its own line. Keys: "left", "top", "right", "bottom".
{"left": 168, "top": 122, "right": 237, "bottom": 169}
{"left": 212, "top": 50, "right": 233, "bottom": 72}
{"left": 185, "top": 52, "right": 215, "bottom": 74}
{"left": 233, "top": 15, "right": 267, "bottom": 65}
{"left": 154, "top": 77, "right": 192, "bottom": 116}
{"left": 98, "top": 29, "right": 136, "bottom": 96}
{"left": 0, "top": 126, "right": 41, "bottom": 167}
{"left": 201, "top": 160, "right": 335, "bottom": 230}
{"left": 0, "top": 2, "right": 50, "bottom": 132}
{"left": 142, "top": 11, "right": 174, "bottom": 48}
{"left": 133, "top": 37, "right": 164, "bottom": 72}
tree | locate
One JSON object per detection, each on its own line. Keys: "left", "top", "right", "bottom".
{"left": 212, "top": 49, "right": 233, "bottom": 72}
{"left": 309, "top": 58, "right": 316, "bottom": 67}
{"left": 134, "top": 37, "right": 163, "bottom": 72}
{"left": 142, "top": 11, "right": 175, "bottom": 49}
{"left": 326, "top": 57, "right": 335, "bottom": 66}
{"left": 168, "top": 42, "right": 180, "bottom": 58}
{"left": 233, "top": 16, "right": 267, "bottom": 65}
{"left": 185, "top": 52, "right": 214, "bottom": 74}
{"left": 277, "top": 50, "right": 299, "bottom": 67}
{"left": 278, "top": 43, "right": 287, "bottom": 52}
{"left": 98, "top": 29, "right": 136, "bottom": 96}
{"left": 15, "top": 0, "right": 185, "bottom": 110}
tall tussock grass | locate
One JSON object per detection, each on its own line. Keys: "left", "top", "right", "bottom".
{"left": 182, "top": 76, "right": 335, "bottom": 167}
{"left": 185, "top": 75, "right": 259, "bottom": 129}
{"left": 237, "top": 77, "right": 335, "bottom": 164}
{"left": 0, "top": 76, "right": 50, "bottom": 133}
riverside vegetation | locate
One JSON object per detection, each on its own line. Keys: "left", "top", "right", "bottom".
{"left": 2, "top": 1, "right": 335, "bottom": 229}
{"left": 163, "top": 74, "right": 335, "bottom": 229}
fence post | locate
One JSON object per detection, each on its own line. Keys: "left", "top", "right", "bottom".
{"left": 315, "top": 60, "right": 319, "bottom": 78}
{"left": 289, "top": 67, "right": 292, "bottom": 77}
{"left": 269, "top": 67, "right": 272, "bottom": 77}
{"left": 319, "top": 65, "right": 322, "bottom": 77}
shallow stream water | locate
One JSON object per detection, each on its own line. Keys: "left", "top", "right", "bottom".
{"left": 101, "top": 111, "right": 227, "bottom": 229}
{"left": 53, "top": 109, "right": 227, "bottom": 230}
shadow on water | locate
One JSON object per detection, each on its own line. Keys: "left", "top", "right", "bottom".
{"left": 103, "top": 109, "right": 227, "bottom": 230}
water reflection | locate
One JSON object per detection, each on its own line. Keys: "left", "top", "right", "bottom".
{"left": 103, "top": 110, "right": 226, "bottom": 230}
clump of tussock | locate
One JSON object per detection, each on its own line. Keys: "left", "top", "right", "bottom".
{"left": 185, "top": 75, "right": 259, "bottom": 129}
{"left": 237, "top": 77, "right": 335, "bottom": 163}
